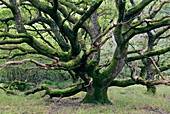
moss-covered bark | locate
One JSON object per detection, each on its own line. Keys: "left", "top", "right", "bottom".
{"left": 24, "top": 84, "right": 85, "bottom": 98}
{"left": 82, "top": 86, "right": 112, "bottom": 104}
{"left": 110, "top": 79, "right": 136, "bottom": 87}
{"left": 127, "top": 46, "right": 170, "bottom": 62}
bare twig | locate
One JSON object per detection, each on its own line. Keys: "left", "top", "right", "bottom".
{"left": 93, "top": 15, "right": 139, "bottom": 47}
{"left": 149, "top": 1, "right": 170, "bottom": 19}
{"left": 149, "top": 57, "right": 166, "bottom": 80}
{"left": 92, "top": 23, "right": 118, "bottom": 46}
{"left": 0, "top": 59, "right": 48, "bottom": 69}
{"left": 97, "top": 36, "right": 112, "bottom": 48}
{"left": 0, "top": 46, "right": 18, "bottom": 50}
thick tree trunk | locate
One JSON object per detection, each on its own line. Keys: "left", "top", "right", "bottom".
{"left": 82, "top": 86, "right": 112, "bottom": 104}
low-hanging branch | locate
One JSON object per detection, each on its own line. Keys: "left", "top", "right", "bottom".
{"left": 1, "top": 78, "right": 169, "bottom": 98}
{"left": 24, "top": 82, "right": 87, "bottom": 98}
{"left": 24, "top": 78, "right": 170, "bottom": 96}
{"left": 16, "top": 83, "right": 86, "bottom": 98}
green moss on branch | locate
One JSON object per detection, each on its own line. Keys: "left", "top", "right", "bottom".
{"left": 24, "top": 84, "right": 85, "bottom": 98}
{"left": 125, "top": 0, "right": 154, "bottom": 21}
{"left": 110, "top": 78, "right": 170, "bottom": 87}
{"left": 127, "top": 46, "right": 170, "bottom": 62}
{"left": 110, "top": 79, "right": 136, "bottom": 87}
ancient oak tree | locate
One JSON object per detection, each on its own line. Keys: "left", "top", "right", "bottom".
{"left": 0, "top": 0, "right": 170, "bottom": 104}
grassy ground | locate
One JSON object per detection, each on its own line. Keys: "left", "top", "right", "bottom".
{"left": 0, "top": 85, "right": 169, "bottom": 114}
{"left": 0, "top": 90, "right": 48, "bottom": 113}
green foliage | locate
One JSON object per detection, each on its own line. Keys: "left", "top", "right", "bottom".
{"left": 7, "top": 80, "right": 34, "bottom": 91}
{"left": 0, "top": 8, "right": 12, "bottom": 19}
{"left": 42, "top": 79, "right": 73, "bottom": 88}
{"left": 0, "top": 67, "right": 70, "bottom": 85}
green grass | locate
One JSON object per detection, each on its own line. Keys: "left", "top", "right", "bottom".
{"left": 0, "top": 91, "right": 48, "bottom": 113}
{"left": 0, "top": 85, "right": 169, "bottom": 114}
{"left": 107, "top": 85, "right": 170, "bottom": 114}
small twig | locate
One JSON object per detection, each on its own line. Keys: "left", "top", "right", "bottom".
{"left": 148, "top": 57, "right": 166, "bottom": 80}
{"left": 92, "top": 23, "right": 118, "bottom": 46}
{"left": 97, "top": 36, "right": 112, "bottom": 48}
{"left": 93, "top": 14, "right": 140, "bottom": 46}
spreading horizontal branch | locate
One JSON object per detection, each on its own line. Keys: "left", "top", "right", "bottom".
{"left": 0, "top": 59, "right": 48, "bottom": 69}
{"left": 128, "top": 17, "right": 170, "bottom": 38}
{"left": 110, "top": 78, "right": 170, "bottom": 87}
{"left": 127, "top": 46, "right": 170, "bottom": 62}
{"left": 24, "top": 83, "right": 86, "bottom": 98}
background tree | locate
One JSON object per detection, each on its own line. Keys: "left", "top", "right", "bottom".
{"left": 0, "top": 0, "right": 170, "bottom": 104}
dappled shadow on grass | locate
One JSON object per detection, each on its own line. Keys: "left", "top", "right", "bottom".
{"left": 53, "top": 97, "right": 81, "bottom": 107}
{"left": 46, "top": 97, "right": 82, "bottom": 113}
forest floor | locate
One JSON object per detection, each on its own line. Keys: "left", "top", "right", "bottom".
{"left": 0, "top": 85, "right": 169, "bottom": 114}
